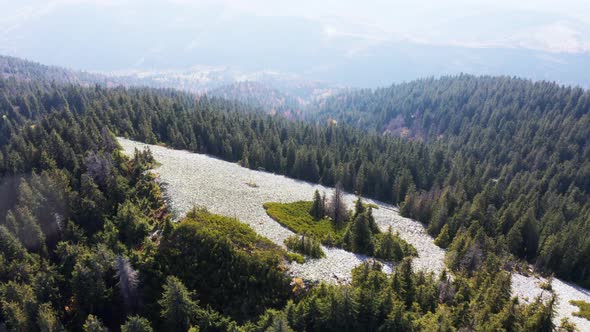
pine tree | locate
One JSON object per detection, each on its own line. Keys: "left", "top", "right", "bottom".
{"left": 36, "top": 303, "right": 62, "bottom": 332}
{"left": 350, "top": 212, "right": 375, "bottom": 255}
{"left": 159, "top": 276, "right": 197, "bottom": 331}
{"left": 434, "top": 224, "right": 451, "bottom": 248}
{"left": 121, "top": 316, "right": 154, "bottom": 332}
{"left": 83, "top": 315, "right": 106, "bottom": 332}
{"left": 309, "top": 189, "right": 325, "bottom": 220}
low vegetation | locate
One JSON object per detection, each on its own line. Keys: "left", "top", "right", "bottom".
{"left": 157, "top": 208, "right": 293, "bottom": 322}
{"left": 374, "top": 227, "right": 417, "bottom": 261}
{"left": 264, "top": 200, "right": 344, "bottom": 245}
{"left": 354, "top": 198, "right": 379, "bottom": 210}
{"left": 284, "top": 234, "right": 325, "bottom": 258}
{"left": 182, "top": 207, "right": 286, "bottom": 259}
{"left": 265, "top": 188, "right": 416, "bottom": 262}
{"left": 245, "top": 181, "right": 259, "bottom": 188}
{"left": 286, "top": 252, "right": 305, "bottom": 264}
{"left": 570, "top": 300, "right": 590, "bottom": 320}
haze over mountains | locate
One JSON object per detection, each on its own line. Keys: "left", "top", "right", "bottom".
{"left": 0, "top": 54, "right": 344, "bottom": 116}
{"left": 2, "top": 0, "right": 590, "bottom": 88}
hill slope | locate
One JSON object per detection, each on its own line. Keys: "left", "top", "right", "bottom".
{"left": 312, "top": 75, "right": 590, "bottom": 285}
{"left": 0, "top": 67, "right": 585, "bottom": 330}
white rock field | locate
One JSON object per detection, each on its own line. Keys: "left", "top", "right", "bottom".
{"left": 118, "top": 138, "right": 590, "bottom": 329}
{"left": 511, "top": 273, "right": 590, "bottom": 330}
{"left": 118, "top": 138, "right": 445, "bottom": 280}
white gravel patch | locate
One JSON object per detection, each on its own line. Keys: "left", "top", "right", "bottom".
{"left": 512, "top": 273, "right": 590, "bottom": 330}
{"left": 118, "top": 138, "right": 445, "bottom": 282}
{"left": 118, "top": 138, "right": 590, "bottom": 329}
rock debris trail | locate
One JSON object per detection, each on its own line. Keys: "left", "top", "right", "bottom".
{"left": 118, "top": 138, "right": 445, "bottom": 280}
{"left": 118, "top": 138, "right": 590, "bottom": 329}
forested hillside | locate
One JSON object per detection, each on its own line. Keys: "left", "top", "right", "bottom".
{"left": 0, "top": 55, "right": 338, "bottom": 111}
{"left": 0, "top": 65, "right": 585, "bottom": 330}
{"left": 0, "top": 77, "right": 298, "bottom": 330}
{"left": 0, "top": 55, "right": 220, "bottom": 92}
{"left": 0, "top": 55, "right": 114, "bottom": 87}
{"left": 208, "top": 81, "right": 303, "bottom": 118}
{"left": 312, "top": 75, "right": 590, "bottom": 286}
{"left": 4, "top": 72, "right": 588, "bottom": 286}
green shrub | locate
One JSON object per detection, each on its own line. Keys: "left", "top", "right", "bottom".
{"left": 158, "top": 208, "right": 292, "bottom": 321}
{"left": 265, "top": 201, "right": 416, "bottom": 263}
{"left": 374, "top": 227, "right": 418, "bottom": 262}
{"left": 286, "top": 252, "right": 305, "bottom": 264}
{"left": 570, "top": 300, "right": 590, "bottom": 320}
{"left": 284, "top": 234, "right": 325, "bottom": 258}
{"left": 353, "top": 198, "right": 379, "bottom": 210}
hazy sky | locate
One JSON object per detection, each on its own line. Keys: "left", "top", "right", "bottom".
{"left": 1, "top": 0, "right": 590, "bottom": 86}
{"left": 3, "top": 0, "right": 590, "bottom": 52}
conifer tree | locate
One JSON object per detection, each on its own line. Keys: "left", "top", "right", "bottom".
{"left": 353, "top": 196, "right": 365, "bottom": 220}
{"left": 350, "top": 211, "right": 374, "bottom": 255}
{"left": 36, "top": 303, "right": 62, "bottom": 332}
{"left": 376, "top": 226, "right": 403, "bottom": 261}
{"left": 121, "top": 316, "right": 154, "bottom": 332}
{"left": 309, "top": 189, "right": 325, "bottom": 220}
{"left": 83, "top": 315, "right": 106, "bottom": 332}
{"left": 434, "top": 224, "right": 451, "bottom": 248}
{"left": 329, "top": 182, "right": 348, "bottom": 228}
{"left": 115, "top": 255, "right": 139, "bottom": 311}
{"left": 159, "top": 276, "right": 197, "bottom": 332}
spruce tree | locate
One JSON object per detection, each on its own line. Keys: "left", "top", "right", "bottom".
{"left": 353, "top": 196, "right": 365, "bottom": 220}
{"left": 83, "top": 315, "right": 106, "bottom": 332}
{"left": 434, "top": 224, "right": 451, "bottom": 248}
{"left": 351, "top": 212, "right": 374, "bottom": 255}
{"left": 159, "top": 276, "right": 197, "bottom": 331}
{"left": 309, "top": 189, "right": 325, "bottom": 220}
{"left": 121, "top": 316, "right": 154, "bottom": 332}
{"left": 36, "top": 303, "right": 62, "bottom": 332}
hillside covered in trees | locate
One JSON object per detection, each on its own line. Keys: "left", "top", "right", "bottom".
{"left": 3, "top": 71, "right": 589, "bottom": 286}
{"left": 310, "top": 76, "right": 590, "bottom": 286}
{"left": 208, "top": 81, "right": 304, "bottom": 119}
{"left": 0, "top": 57, "right": 587, "bottom": 330}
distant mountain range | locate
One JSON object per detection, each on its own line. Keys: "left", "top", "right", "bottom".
{"left": 3, "top": 2, "right": 590, "bottom": 89}
{"left": 0, "top": 55, "right": 344, "bottom": 115}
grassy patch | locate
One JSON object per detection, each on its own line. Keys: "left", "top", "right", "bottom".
{"left": 264, "top": 200, "right": 416, "bottom": 263}
{"left": 286, "top": 252, "right": 305, "bottom": 264}
{"left": 263, "top": 201, "right": 345, "bottom": 245}
{"left": 185, "top": 208, "right": 288, "bottom": 260}
{"left": 570, "top": 300, "right": 590, "bottom": 320}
